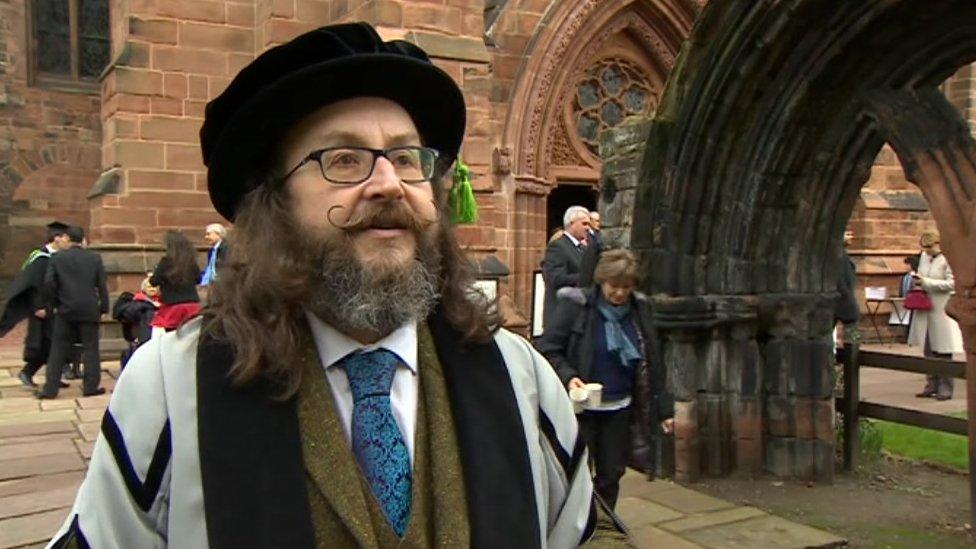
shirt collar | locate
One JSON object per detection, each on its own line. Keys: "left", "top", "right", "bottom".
{"left": 564, "top": 232, "right": 581, "bottom": 247}
{"left": 304, "top": 311, "right": 418, "bottom": 374}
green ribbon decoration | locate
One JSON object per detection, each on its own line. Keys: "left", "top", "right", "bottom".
{"left": 448, "top": 158, "right": 478, "bottom": 224}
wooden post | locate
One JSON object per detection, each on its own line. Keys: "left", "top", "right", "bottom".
{"left": 966, "top": 349, "right": 976, "bottom": 527}
{"left": 842, "top": 342, "right": 860, "bottom": 472}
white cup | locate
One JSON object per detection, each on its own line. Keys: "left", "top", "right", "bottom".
{"left": 584, "top": 383, "right": 603, "bottom": 407}
{"left": 569, "top": 386, "right": 588, "bottom": 414}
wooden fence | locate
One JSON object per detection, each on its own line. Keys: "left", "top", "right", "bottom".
{"left": 836, "top": 343, "right": 968, "bottom": 472}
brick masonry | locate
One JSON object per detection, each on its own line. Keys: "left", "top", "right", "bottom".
{"left": 0, "top": 0, "right": 101, "bottom": 297}
{"left": 844, "top": 65, "right": 976, "bottom": 343}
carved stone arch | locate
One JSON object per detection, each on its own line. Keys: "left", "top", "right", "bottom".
{"left": 626, "top": 0, "right": 976, "bottom": 483}
{"left": 503, "top": 0, "right": 698, "bottom": 186}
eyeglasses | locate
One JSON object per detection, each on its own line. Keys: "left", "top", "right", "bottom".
{"left": 281, "top": 146, "right": 440, "bottom": 186}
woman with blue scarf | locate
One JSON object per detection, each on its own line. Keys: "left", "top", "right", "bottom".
{"left": 536, "top": 249, "right": 673, "bottom": 509}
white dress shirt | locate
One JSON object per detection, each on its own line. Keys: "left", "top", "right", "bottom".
{"left": 304, "top": 312, "right": 419, "bottom": 465}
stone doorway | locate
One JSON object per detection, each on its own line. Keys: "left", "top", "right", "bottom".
{"left": 546, "top": 184, "right": 597, "bottom": 239}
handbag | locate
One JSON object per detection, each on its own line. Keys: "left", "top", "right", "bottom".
{"left": 903, "top": 289, "right": 932, "bottom": 311}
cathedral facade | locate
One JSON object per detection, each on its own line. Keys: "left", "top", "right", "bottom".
{"left": 0, "top": 0, "right": 967, "bottom": 335}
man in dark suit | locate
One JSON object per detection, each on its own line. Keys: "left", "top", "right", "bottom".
{"left": 0, "top": 221, "right": 71, "bottom": 387}
{"left": 579, "top": 210, "right": 603, "bottom": 288}
{"left": 834, "top": 229, "right": 860, "bottom": 348}
{"left": 542, "top": 205, "right": 591, "bottom": 332}
{"left": 38, "top": 226, "right": 109, "bottom": 399}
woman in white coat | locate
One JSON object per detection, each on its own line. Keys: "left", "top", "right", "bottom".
{"left": 909, "top": 231, "right": 964, "bottom": 400}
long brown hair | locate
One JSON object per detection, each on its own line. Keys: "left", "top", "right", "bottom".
{"left": 204, "top": 174, "right": 498, "bottom": 399}
{"left": 162, "top": 230, "right": 199, "bottom": 286}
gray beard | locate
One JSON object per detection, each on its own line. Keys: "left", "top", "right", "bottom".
{"left": 305, "top": 238, "right": 442, "bottom": 337}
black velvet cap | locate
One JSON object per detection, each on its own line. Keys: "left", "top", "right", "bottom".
{"left": 200, "top": 22, "right": 467, "bottom": 221}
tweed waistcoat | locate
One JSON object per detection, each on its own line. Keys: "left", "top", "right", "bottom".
{"left": 296, "top": 323, "right": 470, "bottom": 548}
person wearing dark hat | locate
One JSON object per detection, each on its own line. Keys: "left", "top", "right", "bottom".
{"left": 37, "top": 226, "right": 109, "bottom": 399}
{"left": 0, "top": 221, "right": 72, "bottom": 388}
{"left": 50, "top": 23, "right": 608, "bottom": 548}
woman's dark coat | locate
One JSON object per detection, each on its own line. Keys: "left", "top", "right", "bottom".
{"left": 535, "top": 286, "right": 674, "bottom": 475}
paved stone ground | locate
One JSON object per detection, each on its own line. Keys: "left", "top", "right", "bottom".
{"left": 859, "top": 343, "right": 968, "bottom": 415}
{"left": 0, "top": 348, "right": 846, "bottom": 549}
{"left": 0, "top": 351, "right": 116, "bottom": 549}
{"left": 617, "top": 470, "right": 846, "bottom": 548}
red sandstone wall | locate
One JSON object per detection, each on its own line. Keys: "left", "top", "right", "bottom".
{"left": 0, "top": 0, "right": 101, "bottom": 294}
{"left": 846, "top": 66, "right": 974, "bottom": 343}
{"left": 92, "top": 0, "right": 253, "bottom": 246}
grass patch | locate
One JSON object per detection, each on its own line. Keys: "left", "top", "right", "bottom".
{"left": 856, "top": 524, "right": 966, "bottom": 548}
{"left": 873, "top": 419, "right": 968, "bottom": 471}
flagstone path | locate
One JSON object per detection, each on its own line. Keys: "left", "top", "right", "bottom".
{"left": 0, "top": 349, "right": 846, "bottom": 548}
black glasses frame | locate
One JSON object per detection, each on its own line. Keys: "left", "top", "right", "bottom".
{"left": 279, "top": 146, "right": 441, "bottom": 186}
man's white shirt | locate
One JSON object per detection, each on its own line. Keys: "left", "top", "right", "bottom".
{"left": 304, "top": 311, "right": 419, "bottom": 465}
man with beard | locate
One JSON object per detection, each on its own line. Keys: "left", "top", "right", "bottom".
{"left": 0, "top": 221, "right": 71, "bottom": 388}
{"left": 50, "top": 23, "right": 607, "bottom": 548}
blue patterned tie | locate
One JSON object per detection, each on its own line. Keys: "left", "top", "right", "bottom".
{"left": 340, "top": 349, "right": 412, "bottom": 536}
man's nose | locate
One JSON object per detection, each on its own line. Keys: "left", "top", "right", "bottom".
{"left": 362, "top": 156, "right": 405, "bottom": 200}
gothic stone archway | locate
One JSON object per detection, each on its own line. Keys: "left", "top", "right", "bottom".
{"left": 617, "top": 0, "right": 976, "bottom": 482}
{"left": 502, "top": 0, "right": 699, "bottom": 319}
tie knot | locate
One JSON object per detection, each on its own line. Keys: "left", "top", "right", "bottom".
{"left": 340, "top": 349, "right": 400, "bottom": 402}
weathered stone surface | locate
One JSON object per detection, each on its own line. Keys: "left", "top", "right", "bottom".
{"left": 629, "top": 524, "right": 702, "bottom": 549}
{"left": 765, "top": 395, "right": 793, "bottom": 438}
{"left": 792, "top": 438, "right": 815, "bottom": 480}
{"left": 734, "top": 437, "right": 763, "bottom": 476}
{"left": 673, "top": 400, "right": 698, "bottom": 440}
{"left": 813, "top": 398, "right": 835, "bottom": 442}
{"left": 683, "top": 515, "right": 846, "bottom": 548}
{"left": 404, "top": 31, "right": 490, "bottom": 63}
{"left": 765, "top": 437, "right": 793, "bottom": 478}
{"left": 658, "top": 506, "right": 765, "bottom": 533}
{"left": 614, "top": 497, "right": 684, "bottom": 528}
{"left": 665, "top": 334, "right": 700, "bottom": 401}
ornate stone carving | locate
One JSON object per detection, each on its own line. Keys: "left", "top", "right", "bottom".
{"left": 492, "top": 146, "right": 512, "bottom": 175}
{"left": 520, "top": 0, "right": 602, "bottom": 173}
{"left": 567, "top": 57, "right": 657, "bottom": 158}
{"left": 519, "top": 3, "right": 684, "bottom": 181}
{"left": 549, "top": 118, "right": 582, "bottom": 167}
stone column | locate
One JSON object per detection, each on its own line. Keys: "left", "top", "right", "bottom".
{"left": 597, "top": 117, "right": 653, "bottom": 250}
{"left": 654, "top": 295, "right": 767, "bottom": 480}
{"left": 760, "top": 294, "right": 835, "bottom": 482}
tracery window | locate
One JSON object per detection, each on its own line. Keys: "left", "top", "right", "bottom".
{"left": 572, "top": 58, "right": 654, "bottom": 155}
{"left": 30, "top": 0, "right": 111, "bottom": 88}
